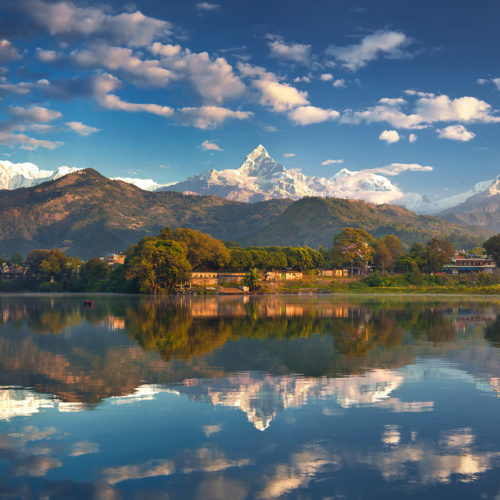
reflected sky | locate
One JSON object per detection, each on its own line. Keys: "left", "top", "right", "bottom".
{"left": 0, "top": 294, "right": 500, "bottom": 498}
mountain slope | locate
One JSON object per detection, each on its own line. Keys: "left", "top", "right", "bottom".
{"left": 244, "top": 197, "right": 491, "bottom": 248}
{"left": 0, "top": 169, "right": 488, "bottom": 259}
{"left": 0, "top": 169, "right": 292, "bottom": 259}
{"left": 439, "top": 177, "right": 500, "bottom": 232}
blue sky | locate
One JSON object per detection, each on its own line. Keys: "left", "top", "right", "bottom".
{"left": 0, "top": 0, "right": 499, "bottom": 201}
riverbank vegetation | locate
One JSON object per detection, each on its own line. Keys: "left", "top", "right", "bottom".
{"left": 0, "top": 226, "right": 499, "bottom": 294}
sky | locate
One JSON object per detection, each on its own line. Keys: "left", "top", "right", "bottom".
{"left": 0, "top": 0, "right": 499, "bottom": 202}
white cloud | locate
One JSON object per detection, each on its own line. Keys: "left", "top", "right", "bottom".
{"left": 0, "top": 40, "right": 21, "bottom": 63}
{"left": 201, "top": 139, "right": 223, "bottom": 151}
{"left": 0, "top": 129, "right": 62, "bottom": 150}
{"left": 332, "top": 78, "right": 345, "bottom": 88}
{"left": 9, "top": 105, "right": 62, "bottom": 123}
{"left": 24, "top": 1, "right": 172, "bottom": 47}
{"left": 415, "top": 95, "right": 500, "bottom": 123}
{"left": 101, "top": 93, "right": 174, "bottom": 117}
{"left": 196, "top": 2, "right": 220, "bottom": 11}
{"left": 379, "top": 129, "right": 400, "bottom": 143}
{"left": 66, "top": 121, "right": 100, "bottom": 136}
{"left": 283, "top": 153, "right": 295, "bottom": 158}
{"left": 94, "top": 73, "right": 173, "bottom": 117}
{"left": 326, "top": 30, "right": 410, "bottom": 70}
{"left": 343, "top": 93, "right": 500, "bottom": 129}
{"left": 178, "top": 106, "right": 252, "bottom": 129}
{"left": 363, "top": 163, "right": 433, "bottom": 175}
{"left": 293, "top": 75, "right": 312, "bottom": 83}
{"left": 322, "top": 159, "right": 344, "bottom": 165}
{"left": 238, "top": 62, "right": 309, "bottom": 112}
{"left": 476, "top": 77, "right": 500, "bottom": 91}
{"left": 288, "top": 105, "right": 339, "bottom": 125}
{"left": 253, "top": 77, "right": 309, "bottom": 112}
{"left": 320, "top": 73, "right": 333, "bottom": 81}
{"left": 35, "top": 48, "right": 58, "bottom": 62}
{"left": 149, "top": 42, "right": 182, "bottom": 58}
{"left": 72, "top": 44, "right": 175, "bottom": 87}
{"left": 268, "top": 36, "right": 312, "bottom": 65}
{"left": 409, "top": 133, "right": 417, "bottom": 143}
{"left": 436, "top": 124, "right": 475, "bottom": 141}
{"left": 166, "top": 50, "right": 245, "bottom": 104}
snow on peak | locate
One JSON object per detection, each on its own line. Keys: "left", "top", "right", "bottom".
{"left": 0, "top": 160, "right": 80, "bottom": 190}
{"left": 113, "top": 177, "right": 173, "bottom": 191}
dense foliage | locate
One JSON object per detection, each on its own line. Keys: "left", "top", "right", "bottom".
{"left": 1, "top": 226, "right": 498, "bottom": 294}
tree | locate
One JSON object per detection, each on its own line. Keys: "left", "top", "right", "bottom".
{"left": 171, "top": 228, "right": 230, "bottom": 270}
{"left": 9, "top": 252, "right": 23, "bottom": 266}
{"left": 425, "top": 238, "right": 455, "bottom": 272}
{"left": 126, "top": 239, "right": 191, "bottom": 294}
{"left": 242, "top": 268, "right": 261, "bottom": 291}
{"left": 330, "top": 228, "right": 375, "bottom": 275}
{"left": 484, "top": 235, "right": 500, "bottom": 266}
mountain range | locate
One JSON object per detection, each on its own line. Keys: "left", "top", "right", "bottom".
{"left": 0, "top": 168, "right": 489, "bottom": 258}
{"left": 1, "top": 146, "right": 498, "bottom": 234}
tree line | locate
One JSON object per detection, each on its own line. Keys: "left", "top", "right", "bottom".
{"left": 1, "top": 226, "right": 499, "bottom": 294}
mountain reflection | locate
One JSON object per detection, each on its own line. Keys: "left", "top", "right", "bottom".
{"left": 0, "top": 295, "right": 499, "bottom": 419}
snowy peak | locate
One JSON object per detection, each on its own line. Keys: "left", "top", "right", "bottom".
{"left": 0, "top": 161, "right": 80, "bottom": 190}
{"left": 237, "top": 144, "right": 286, "bottom": 178}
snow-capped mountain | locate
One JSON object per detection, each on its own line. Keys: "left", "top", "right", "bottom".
{"left": 437, "top": 175, "right": 500, "bottom": 232}
{"left": 0, "top": 161, "right": 80, "bottom": 190}
{"left": 164, "top": 145, "right": 407, "bottom": 204}
{"left": 0, "top": 160, "right": 172, "bottom": 192}
{"left": 112, "top": 176, "right": 173, "bottom": 191}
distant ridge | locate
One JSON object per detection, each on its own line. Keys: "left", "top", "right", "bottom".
{"left": 0, "top": 169, "right": 488, "bottom": 258}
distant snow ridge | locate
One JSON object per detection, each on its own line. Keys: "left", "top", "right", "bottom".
{"left": 0, "top": 160, "right": 80, "bottom": 190}
{"left": 165, "top": 144, "right": 408, "bottom": 204}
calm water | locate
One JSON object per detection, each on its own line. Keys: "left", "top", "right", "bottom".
{"left": 0, "top": 294, "right": 500, "bottom": 499}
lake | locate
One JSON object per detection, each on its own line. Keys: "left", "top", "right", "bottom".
{"left": 0, "top": 294, "right": 500, "bottom": 499}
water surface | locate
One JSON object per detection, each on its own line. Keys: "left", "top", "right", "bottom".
{"left": 0, "top": 294, "right": 500, "bottom": 499}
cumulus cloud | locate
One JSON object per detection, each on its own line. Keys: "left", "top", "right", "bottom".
{"left": 268, "top": 35, "right": 312, "bottom": 65}
{"left": 166, "top": 50, "right": 245, "bottom": 103}
{"left": 409, "top": 133, "right": 417, "bottom": 143}
{"left": 322, "top": 159, "right": 344, "bottom": 165}
{"left": 0, "top": 40, "right": 21, "bottom": 63}
{"left": 23, "top": 0, "right": 172, "bottom": 47}
{"left": 93, "top": 73, "right": 173, "bottom": 117}
{"left": 477, "top": 77, "right": 500, "bottom": 91}
{"left": 0, "top": 130, "right": 62, "bottom": 150}
{"left": 343, "top": 93, "right": 500, "bottom": 128}
{"left": 288, "top": 105, "right": 339, "bottom": 125}
{"left": 239, "top": 63, "right": 309, "bottom": 112}
{"left": 66, "top": 121, "right": 100, "bottom": 136}
{"left": 75, "top": 43, "right": 245, "bottom": 103}
{"left": 326, "top": 30, "right": 410, "bottom": 70}
{"left": 71, "top": 44, "right": 175, "bottom": 87}
{"left": 436, "top": 124, "right": 475, "bottom": 141}
{"left": 320, "top": 73, "right": 334, "bottom": 81}
{"left": 9, "top": 105, "right": 62, "bottom": 122}
{"left": 149, "top": 42, "right": 182, "bottom": 58}
{"left": 332, "top": 78, "right": 345, "bottom": 88}
{"left": 196, "top": 2, "right": 220, "bottom": 11}
{"left": 293, "top": 75, "right": 312, "bottom": 83}
{"left": 283, "top": 153, "right": 295, "bottom": 157}
{"left": 178, "top": 106, "right": 252, "bottom": 129}
{"left": 36, "top": 48, "right": 59, "bottom": 62}
{"left": 201, "top": 139, "right": 223, "bottom": 151}
{"left": 379, "top": 129, "right": 400, "bottom": 143}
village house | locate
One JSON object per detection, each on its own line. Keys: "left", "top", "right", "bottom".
{"left": 319, "top": 269, "right": 349, "bottom": 278}
{"left": 101, "top": 254, "right": 126, "bottom": 267}
{"left": 264, "top": 270, "right": 303, "bottom": 281}
{"left": 0, "top": 263, "right": 25, "bottom": 280}
{"left": 190, "top": 272, "right": 246, "bottom": 287}
{"left": 443, "top": 255, "right": 497, "bottom": 275}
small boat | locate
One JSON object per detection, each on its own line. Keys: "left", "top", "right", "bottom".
{"left": 83, "top": 300, "right": 94, "bottom": 307}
